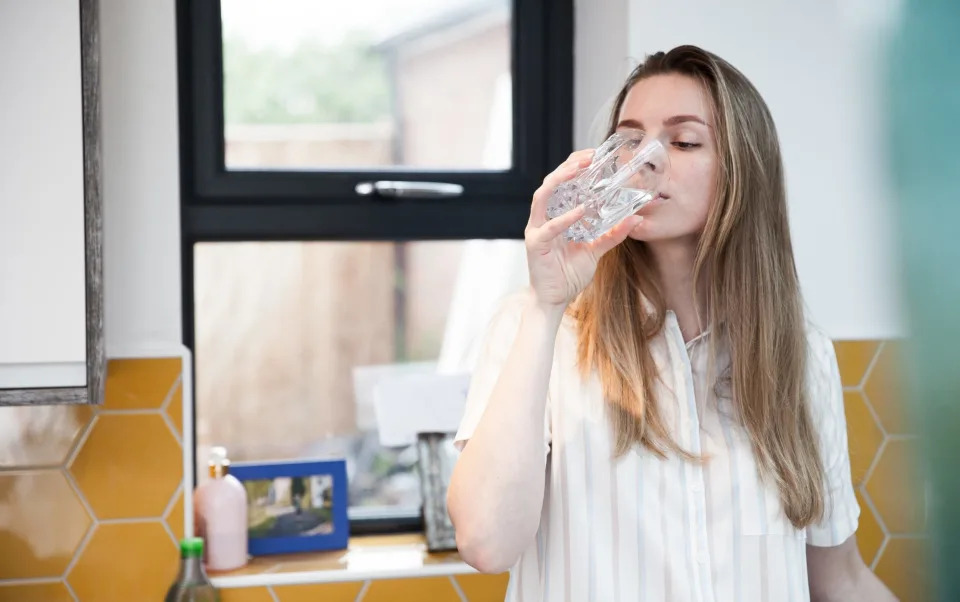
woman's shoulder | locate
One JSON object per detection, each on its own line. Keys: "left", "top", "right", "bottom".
{"left": 485, "top": 286, "right": 535, "bottom": 329}
{"left": 803, "top": 320, "right": 837, "bottom": 370}
{"left": 486, "top": 287, "right": 579, "bottom": 331}
{"left": 483, "top": 287, "right": 580, "bottom": 358}
{"left": 801, "top": 318, "right": 842, "bottom": 406}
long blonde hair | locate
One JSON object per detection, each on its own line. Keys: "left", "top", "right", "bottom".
{"left": 571, "top": 45, "right": 825, "bottom": 528}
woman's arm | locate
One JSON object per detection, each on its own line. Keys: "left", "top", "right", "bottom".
{"left": 446, "top": 296, "right": 564, "bottom": 574}
{"left": 448, "top": 149, "right": 641, "bottom": 574}
{"left": 807, "top": 535, "right": 899, "bottom": 602}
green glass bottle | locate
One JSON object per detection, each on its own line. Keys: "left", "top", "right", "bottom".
{"left": 164, "top": 538, "right": 220, "bottom": 602}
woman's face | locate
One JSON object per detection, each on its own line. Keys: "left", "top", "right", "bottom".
{"left": 614, "top": 73, "right": 719, "bottom": 244}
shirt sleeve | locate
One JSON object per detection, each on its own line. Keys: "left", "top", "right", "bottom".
{"left": 804, "top": 325, "right": 861, "bottom": 547}
{"left": 453, "top": 290, "right": 552, "bottom": 457}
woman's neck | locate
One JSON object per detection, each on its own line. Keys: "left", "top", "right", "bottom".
{"left": 648, "top": 239, "right": 708, "bottom": 343}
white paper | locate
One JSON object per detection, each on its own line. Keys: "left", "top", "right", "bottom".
{"left": 372, "top": 372, "right": 471, "bottom": 447}
{"left": 351, "top": 361, "right": 437, "bottom": 431}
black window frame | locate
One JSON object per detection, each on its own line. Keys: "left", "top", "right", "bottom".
{"left": 177, "top": 0, "right": 573, "bottom": 535}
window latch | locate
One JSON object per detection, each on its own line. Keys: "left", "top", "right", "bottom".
{"left": 355, "top": 181, "right": 464, "bottom": 199}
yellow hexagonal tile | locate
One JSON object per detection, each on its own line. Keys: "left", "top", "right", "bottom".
{"left": 68, "top": 522, "right": 177, "bottom": 602}
{"left": 361, "top": 577, "right": 460, "bottom": 602}
{"left": 0, "top": 471, "right": 91, "bottom": 579}
{"left": 274, "top": 582, "right": 365, "bottom": 602}
{"left": 220, "top": 587, "right": 275, "bottom": 602}
{"left": 854, "top": 490, "right": 885, "bottom": 567}
{"left": 104, "top": 357, "right": 181, "bottom": 410}
{"left": 0, "top": 582, "right": 75, "bottom": 602}
{"left": 866, "top": 439, "right": 925, "bottom": 534}
{"left": 874, "top": 537, "right": 932, "bottom": 602}
{"left": 0, "top": 405, "right": 93, "bottom": 467}
{"left": 70, "top": 414, "right": 182, "bottom": 519}
{"left": 863, "top": 342, "right": 912, "bottom": 434}
{"left": 844, "top": 391, "right": 884, "bottom": 486}
{"left": 164, "top": 380, "right": 183, "bottom": 438}
{"left": 834, "top": 340, "right": 881, "bottom": 388}
{"left": 456, "top": 572, "right": 511, "bottom": 601}
{"left": 165, "top": 488, "right": 185, "bottom": 541}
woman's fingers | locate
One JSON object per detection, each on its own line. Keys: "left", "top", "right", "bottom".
{"left": 531, "top": 204, "right": 586, "bottom": 247}
{"left": 562, "top": 148, "right": 596, "bottom": 169}
{"left": 528, "top": 150, "right": 595, "bottom": 227}
{"left": 588, "top": 215, "right": 643, "bottom": 258}
{"left": 529, "top": 166, "right": 577, "bottom": 226}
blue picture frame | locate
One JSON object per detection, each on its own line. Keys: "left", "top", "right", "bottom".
{"left": 230, "top": 458, "right": 349, "bottom": 556}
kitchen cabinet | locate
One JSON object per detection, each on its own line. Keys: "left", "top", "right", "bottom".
{"left": 0, "top": 0, "right": 103, "bottom": 405}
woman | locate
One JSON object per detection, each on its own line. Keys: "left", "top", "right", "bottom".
{"left": 446, "top": 45, "right": 897, "bottom": 602}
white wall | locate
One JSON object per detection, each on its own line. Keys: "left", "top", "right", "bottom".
{"left": 575, "top": 0, "right": 904, "bottom": 339}
{"left": 573, "top": 0, "right": 632, "bottom": 150}
{"left": 100, "top": 0, "right": 183, "bottom": 356}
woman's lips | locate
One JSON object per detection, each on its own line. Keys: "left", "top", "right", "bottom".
{"left": 638, "top": 193, "right": 669, "bottom": 211}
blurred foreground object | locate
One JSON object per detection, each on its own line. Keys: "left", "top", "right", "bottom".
{"left": 886, "top": 0, "right": 960, "bottom": 599}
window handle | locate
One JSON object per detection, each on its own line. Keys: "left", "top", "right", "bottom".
{"left": 355, "top": 181, "right": 464, "bottom": 199}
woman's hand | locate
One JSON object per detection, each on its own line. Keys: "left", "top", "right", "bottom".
{"left": 524, "top": 150, "right": 643, "bottom": 309}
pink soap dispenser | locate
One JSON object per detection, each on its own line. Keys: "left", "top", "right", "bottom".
{"left": 193, "top": 446, "right": 248, "bottom": 571}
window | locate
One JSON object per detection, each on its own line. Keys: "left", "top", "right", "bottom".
{"left": 179, "top": 0, "right": 572, "bottom": 533}
{"left": 221, "top": 0, "right": 514, "bottom": 173}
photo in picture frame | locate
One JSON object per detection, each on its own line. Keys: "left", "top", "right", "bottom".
{"left": 230, "top": 458, "right": 349, "bottom": 555}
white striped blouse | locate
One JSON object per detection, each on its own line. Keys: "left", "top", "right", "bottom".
{"left": 454, "top": 289, "right": 859, "bottom": 602}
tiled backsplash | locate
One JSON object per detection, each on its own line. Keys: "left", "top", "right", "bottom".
{"left": 835, "top": 341, "right": 931, "bottom": 600}
{"left": 0, "top": 359, "right": 185, "bottom": 602}
{"left": 0, "top": 345, "right": 931, "bottom": 601}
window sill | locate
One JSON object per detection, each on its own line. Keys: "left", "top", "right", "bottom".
{"left": 208, "top": 533, "right": 477, "bottom": 589}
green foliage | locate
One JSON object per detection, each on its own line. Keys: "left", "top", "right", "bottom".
{"left": 243, "top": 479, "right": 272, "bottom": 500}
{"left": 223, "top": 34, "right": 392, "bottom": 125}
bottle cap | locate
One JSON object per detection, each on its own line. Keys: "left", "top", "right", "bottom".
{"left": 209, "top": 446, "right": 229, "bottom": 465}
{"left": 179, "top": 537, "right": 204, "bottom": 559}
{"left": 208, "top": 446, "right": 231, "bottom": 478}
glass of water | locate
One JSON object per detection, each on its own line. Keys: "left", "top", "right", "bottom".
{"left": 546, "top": 128, "right": 669, "bottom": 243}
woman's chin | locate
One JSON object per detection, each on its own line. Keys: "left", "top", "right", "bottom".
{"left": 627, "top": 224, "right": 705, "bottom": 246}
{"left": 625, "top": 220, "right": 683, "bottom": 243}
{"left": 626, "top": 220, "right": 652, "bottom": 241}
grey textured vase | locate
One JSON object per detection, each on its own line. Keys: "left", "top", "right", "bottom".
{"left": 416, "top": 432, "right": 458, "bottom": 552}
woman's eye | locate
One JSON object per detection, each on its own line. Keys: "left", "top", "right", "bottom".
{"left": 673, "top": 141, "right": 701, "bottom": 150}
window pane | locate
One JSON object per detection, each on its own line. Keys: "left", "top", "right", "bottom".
{"left": 221, "top": 0, "right": 513, "bottom": 171}
{"left": 193, "top": 239, "right": 527, "bottom": 520}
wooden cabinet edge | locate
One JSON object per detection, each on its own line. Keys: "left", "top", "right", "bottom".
{"left": 81, "top": 0, "right": 104, "bottom": 406}
{"left": 0, "top": 388, "right": 89, "bottom": 406}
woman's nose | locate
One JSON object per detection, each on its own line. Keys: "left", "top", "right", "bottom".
{"left": 633, "top": 138, "right": 669, "bottom": 180}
